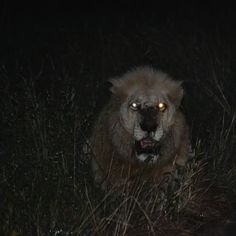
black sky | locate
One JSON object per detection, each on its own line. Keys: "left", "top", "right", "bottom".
{"left": 0, "top": 0, "right": 236, "bottom": 62}
{"left": 1, "top": 1, "right": 235, "bottom": 33}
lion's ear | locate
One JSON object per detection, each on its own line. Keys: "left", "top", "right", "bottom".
{"left": 168, "top": 81, "right": 184, "bottom": 108}
{"left": 108, "top": 77, "right": 123, "bottom": 94}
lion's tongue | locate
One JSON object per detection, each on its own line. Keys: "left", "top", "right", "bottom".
{"left": 140, "top": 139, "right": 155, "bottom": 149}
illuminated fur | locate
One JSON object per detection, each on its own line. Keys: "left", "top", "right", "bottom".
{"left": 90, "top": 66, "right": 189, "bottom": 188}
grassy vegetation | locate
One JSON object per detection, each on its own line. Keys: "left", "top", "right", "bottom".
{"left": 0, "top": 23, "right": 236, "bottom": 235}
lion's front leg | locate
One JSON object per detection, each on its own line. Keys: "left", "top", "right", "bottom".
{"left": 91, "top": 158, "right": 108, "bottom": 190}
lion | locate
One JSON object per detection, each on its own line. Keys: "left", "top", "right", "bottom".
{"left": 89, "top": 66, "right": 189, "bottom": 189}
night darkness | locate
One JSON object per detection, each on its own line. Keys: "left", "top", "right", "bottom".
{"left": 1, "top": 1, "right": 236, "bottom": 236}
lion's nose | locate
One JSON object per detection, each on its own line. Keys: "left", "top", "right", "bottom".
{"left": 140, "top": 119, "right": 157, "bottom": 132}
{"left": 140, "top": 107, "right": 158, "bottom": 132}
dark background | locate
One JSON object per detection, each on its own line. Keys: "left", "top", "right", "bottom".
{"left": 1, "top": 2, "right": 236, "bottom": 42}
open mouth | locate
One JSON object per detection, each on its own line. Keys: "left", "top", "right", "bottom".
{"left": 134, "top": 138, "right": 160, "bottom": 163}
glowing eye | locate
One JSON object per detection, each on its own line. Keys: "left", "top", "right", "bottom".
{"left": 130, "top": 102, "right": 139, "bottom": 110}
{"left": 158, "top": 102, "right": 167, "bottom": 112}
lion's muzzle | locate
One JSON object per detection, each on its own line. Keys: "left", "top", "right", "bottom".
{"left": 134, "top": 137, "right": 161, "bottom": 164}
{"left": 139, "top": 106, "right": 158, "bottom": 133}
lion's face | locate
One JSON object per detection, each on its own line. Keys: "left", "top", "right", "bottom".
{"left": 109, "top": 67, "right": 183, "bottom": 164}
{"left": 119, "top": 90, "right": 177, "bottom": 164}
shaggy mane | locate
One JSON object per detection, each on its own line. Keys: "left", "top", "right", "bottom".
{"left": 109, "top": 66, "right": 183, "bottom": 105}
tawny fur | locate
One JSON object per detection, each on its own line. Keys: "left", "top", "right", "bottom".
{"left": 90, "top": 66, "right": 189, "bottom": 188}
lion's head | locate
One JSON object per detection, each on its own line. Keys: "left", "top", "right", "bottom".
{"left": 108, "top": 67, "right": 184, "bottom": 165}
